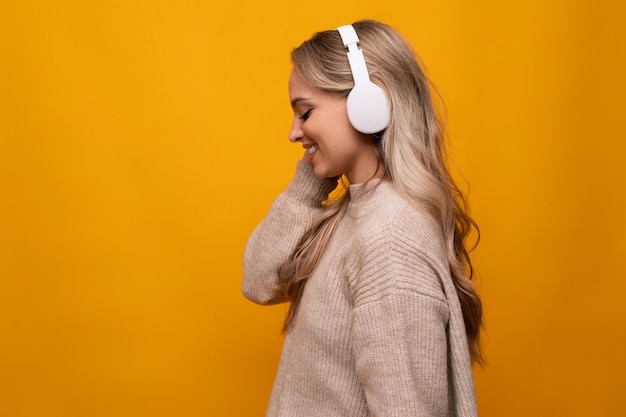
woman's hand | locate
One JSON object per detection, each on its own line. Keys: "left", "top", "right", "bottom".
{"left": 302, "top": 149, "right": 313, "bottom": 165}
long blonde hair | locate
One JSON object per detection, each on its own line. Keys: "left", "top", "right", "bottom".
{"left": 277, "top": 20, "right": 483, "bottom": 364}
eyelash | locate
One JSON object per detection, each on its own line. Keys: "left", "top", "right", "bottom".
{"left": 299, "top": 109, "right": 312, "bottom": 121}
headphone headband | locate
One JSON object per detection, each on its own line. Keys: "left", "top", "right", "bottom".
{"left": 336, "top": 24, "right": 390, "bottom": 135}
{"left": 337, "top": 25, "right": 359, "bottom": 46}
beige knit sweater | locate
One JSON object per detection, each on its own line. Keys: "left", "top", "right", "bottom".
{"left": 243, "top": 161, "right": 478, "bottom": 417}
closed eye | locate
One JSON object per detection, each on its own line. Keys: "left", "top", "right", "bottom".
{"left": 299, "top": 109, "right": 312, "bottom": 121}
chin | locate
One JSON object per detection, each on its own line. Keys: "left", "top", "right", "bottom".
{"left": 312, "top": 165, "right": 326, "bottom": 179}
{"left": 313, "top": 165, "right": 337, "bottom": 180}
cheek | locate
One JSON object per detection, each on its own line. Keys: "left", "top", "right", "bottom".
{"left": 304, "top": 105, "right": 358, "bottom": 150}
{"left": 301, "top": 116, "right": 322, "bottom": 137}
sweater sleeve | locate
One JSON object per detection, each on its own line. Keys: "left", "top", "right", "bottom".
{"left": 349, "top": 209, "right": 477, "bottom": 417}
{"left": 242, "top": 161, "right": 337, "bottom": 305}
{"left": 351, "top": 264, "right": 451, "bottom": 416}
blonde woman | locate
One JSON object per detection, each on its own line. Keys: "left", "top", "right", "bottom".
{"left": 243, "top": 20, "right": 482, "bottom": 417}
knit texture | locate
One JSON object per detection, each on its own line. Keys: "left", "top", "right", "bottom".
{"left": 243, "top": 161, "right": 478, "bottom": 417}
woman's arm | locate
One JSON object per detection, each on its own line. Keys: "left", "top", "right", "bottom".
{"left": 242, "top": 161, "right": 337, "bottom": 305}
{"left": 349, "top": 209, "right": 477, "bottom": 417}
{"left": 352, "top": 290, "right": 453, "bottom": 416}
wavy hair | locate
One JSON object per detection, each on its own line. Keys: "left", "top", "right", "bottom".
{"left": 276, "top": 20, "right": 483, "bottom": 364}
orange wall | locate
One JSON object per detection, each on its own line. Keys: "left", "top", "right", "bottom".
{"left": 1, "top": 1, "right": 624, "bottom": 416}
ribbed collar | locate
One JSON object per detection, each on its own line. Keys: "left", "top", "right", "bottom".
{"left": 347, "top": 178, "right": 391, "bottom": 215}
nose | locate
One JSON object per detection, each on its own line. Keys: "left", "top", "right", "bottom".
{"left": 289, "top": 118, "right": 304, "bottom": 143}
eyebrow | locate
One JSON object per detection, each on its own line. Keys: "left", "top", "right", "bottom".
{"left": 290, "top": 97, "right": 311, "bottom": 109}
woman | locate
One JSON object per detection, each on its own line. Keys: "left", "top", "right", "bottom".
{"left": 243, "top": 20, "right": 482, "bottom": 417}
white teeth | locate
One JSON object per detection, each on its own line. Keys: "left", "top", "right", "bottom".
{"left": 308, "top": 145, "right": 318, "bottom": 154}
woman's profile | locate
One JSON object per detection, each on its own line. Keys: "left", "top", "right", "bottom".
{"left": 243, "top": 19, "right": 482, "bottom": 417}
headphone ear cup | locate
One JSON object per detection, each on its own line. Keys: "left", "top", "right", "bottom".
{"left": 337, "top": 24, "right": 390, "bottom": 135}
{"left": 346, "top": 81, "right": 390, "bottom": 134}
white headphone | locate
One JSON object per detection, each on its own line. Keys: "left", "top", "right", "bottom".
{"left": 336, "top": 24, "right": 390, "bottom": 135}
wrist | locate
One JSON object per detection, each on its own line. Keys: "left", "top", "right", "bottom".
{"left": 284, "top": 161, "right": 338, "bottom": 206}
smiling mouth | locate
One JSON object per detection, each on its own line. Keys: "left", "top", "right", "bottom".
{"left": 307, "top": 144, "right": 318, "bottom": 154}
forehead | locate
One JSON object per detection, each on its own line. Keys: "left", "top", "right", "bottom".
{"left": 288, "top": 70, "right": 317, "bottom": 99}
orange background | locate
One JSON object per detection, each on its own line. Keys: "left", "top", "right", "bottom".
{"left": 1, "top": 1, "right": 624, "bottom": 416}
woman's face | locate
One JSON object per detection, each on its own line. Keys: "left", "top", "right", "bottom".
{"left": 288, "top": 70, "right": 380, "bottom": 184}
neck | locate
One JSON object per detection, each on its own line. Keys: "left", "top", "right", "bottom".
{"left": 345, "top": 149, "right": 385, "bottom": 185}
